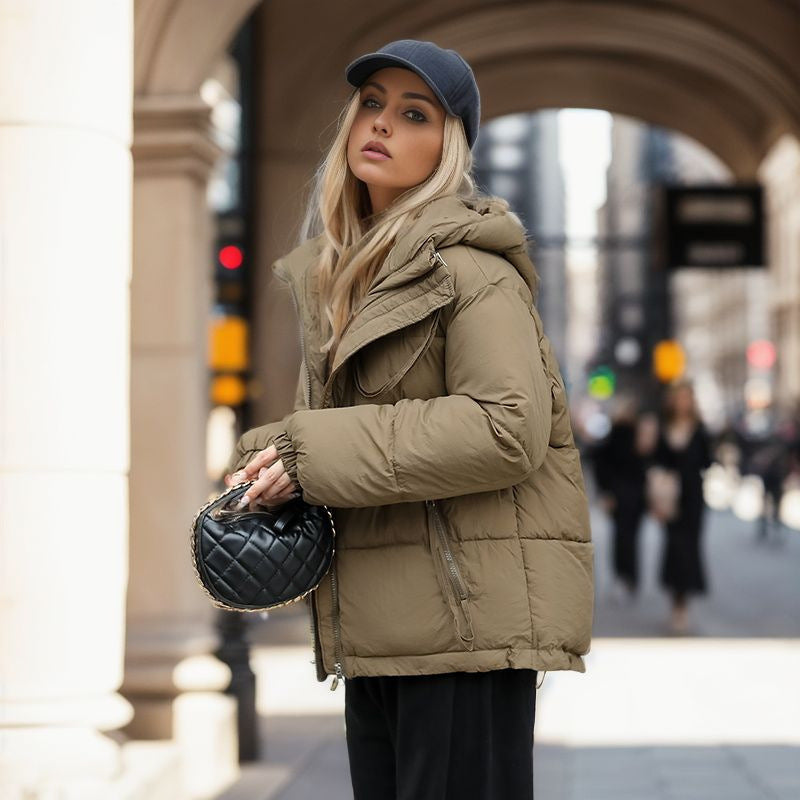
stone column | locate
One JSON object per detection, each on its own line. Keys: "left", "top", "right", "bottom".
{"left": 124, "top": 92, "right": 237, "bottom": 792}
{"left": 0, "top": 0, "right": 141, "bottom": 794}
{"left": 759, "top": 133, "right": 800, "bottom": 409}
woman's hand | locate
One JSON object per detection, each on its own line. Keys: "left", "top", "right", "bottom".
{"left": 223, "top": 444, "right": 299, "bottom": 510}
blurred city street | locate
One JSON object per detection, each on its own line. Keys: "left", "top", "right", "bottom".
{"left": 217, "top": 492, "right": 800, "bottom": 800}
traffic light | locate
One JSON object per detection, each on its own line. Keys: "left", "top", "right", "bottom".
{"left": 218, "top": 243, "right": 244, "bottom": 273}
{"left": 587, "top": 365, "right": 616, "bottom": 399}
{"left": 215, "top": 234, "right": 245, "bottom": 282}
{"left": 209, "top": 313, "right": 249, "bottom": 407}
{"left": 209, "top": 314, "right": 248, "bottom": 372}
{"left": 653, "top": 339, "right": 685, "bottom": 382}
{"left": 214, "top": 238, "right": 246, "bottom": 304}
{"left": 746, "top": 339, "right": 776, "bottom": 370}
{"left": 211, "top": 374, "right": 248, "bottom": 407}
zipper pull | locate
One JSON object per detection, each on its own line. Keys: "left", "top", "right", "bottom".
{"left": 329, "top": 662, "right": 344, "bottom": 691}
{"left": 433, "top": 250, "right": 448, "bottom": 268}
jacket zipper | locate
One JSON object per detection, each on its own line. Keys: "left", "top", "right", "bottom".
{"left": 321, "top": 387, "right": 345, "bottom": 690}
{"left": 328, "top": 555, "right": 344, "bottom": 690}
{"left": 426, "top": 498, "right": 475, "bottom": 649}
{"left": 291, "top": 246, "right": 451, "bottom": 690}
{"left": 325, "top": 251, "right": 447, "bottom": 689}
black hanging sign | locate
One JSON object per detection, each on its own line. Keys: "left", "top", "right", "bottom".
{"left": 664, "top": 185, "right": 764, "bottom": 269}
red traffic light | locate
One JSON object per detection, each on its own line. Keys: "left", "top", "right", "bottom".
{"left": 218, "top": 245, "right": 243, "bottom": 270}
{"left": 746, "top": 339, "right": 776, "bottom": 370}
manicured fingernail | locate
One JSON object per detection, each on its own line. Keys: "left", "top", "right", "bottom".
{"left": 237, "top": 495, "right": 249, "bottom": 507}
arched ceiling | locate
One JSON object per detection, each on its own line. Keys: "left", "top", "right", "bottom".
{"left": 134, "top": 0, "right": 261, "bottom": 94}
{"left": 135, "top": 0, "right": 800, "bottom": 178}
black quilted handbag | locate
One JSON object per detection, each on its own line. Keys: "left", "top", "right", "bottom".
{"left": 190, "top": 479, "right": 336, "bottom": 612}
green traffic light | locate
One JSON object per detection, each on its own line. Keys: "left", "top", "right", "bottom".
{"left": 587, "top": 365, "right": 616, "bottom": 399}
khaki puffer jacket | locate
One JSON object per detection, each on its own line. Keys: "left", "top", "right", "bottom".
{"left": 226, "top": 194, "right": 594, "bottom": 688}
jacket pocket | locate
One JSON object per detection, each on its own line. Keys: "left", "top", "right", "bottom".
{"left": 425, "top": 499, "right": 476, "bottom": 650}
{"left": 353, "top": 309, "right": 441, "bottom": 399}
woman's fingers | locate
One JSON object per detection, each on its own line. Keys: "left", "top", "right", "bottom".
{"left": 236, "top": 458, "right": 294, "bottom": 508}
{"left": 256, "top": 481, "right": 297, "bottom": 509}
{"left": 243, "top": 445, "right": 279, "bottom": 476}
{"left": 228, "top": 444, "right": 281, "bottom": 488}
{"left": 258, "top": 471, "right": 294, "bottom": 504}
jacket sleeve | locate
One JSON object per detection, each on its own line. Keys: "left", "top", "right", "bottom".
{"left": 224, "top": 365, "right": 307, "bottom": 476}
{"left": 273, "top": 280, "right": 553, "bottom": 507}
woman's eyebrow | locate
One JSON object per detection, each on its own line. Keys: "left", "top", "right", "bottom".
{"left": 361, "top": 80, "right": 437, "bottom": 108}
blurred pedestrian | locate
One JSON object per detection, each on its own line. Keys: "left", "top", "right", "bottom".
{"left": 651, "top": 379, "right": 713, "bottom": 634}
{"left": 747, "top": 408, "right": 799, "bottom": 541}
{"left": 592, "top": 395, "right": 652, "bottom": 601}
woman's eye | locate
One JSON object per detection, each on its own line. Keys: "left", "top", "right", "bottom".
{"left": 361, "top": 97, "right": 426, "bottom": 123}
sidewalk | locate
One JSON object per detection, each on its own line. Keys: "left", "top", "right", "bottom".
{"left": 217, "top": 506, "right": 800, "bottom": 800}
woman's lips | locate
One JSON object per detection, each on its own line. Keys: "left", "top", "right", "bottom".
{"left": 362, "top": 149, "right": 391, "bottom": 160}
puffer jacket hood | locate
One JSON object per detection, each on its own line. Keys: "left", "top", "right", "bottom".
{"left": 370, "top": 194, "right": 538, "bottom": 298}
{"left": 227, "top": 192, "right": 595, "bottom": 687}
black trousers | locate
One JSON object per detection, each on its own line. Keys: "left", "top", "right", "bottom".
{"left": 344, "top": 668, "right": 538, "bottom": 800}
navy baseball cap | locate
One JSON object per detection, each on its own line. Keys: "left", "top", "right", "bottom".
{"left": 345, "top": 39, "right": 481, "bottom": 149}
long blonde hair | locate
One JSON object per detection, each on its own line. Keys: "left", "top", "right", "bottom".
{"left": 297, "top": 89, "right": 487, "bottom": 360}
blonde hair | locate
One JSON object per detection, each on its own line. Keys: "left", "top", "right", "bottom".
{"left": 296, "top": 89, "right": 490, "bottom": 360}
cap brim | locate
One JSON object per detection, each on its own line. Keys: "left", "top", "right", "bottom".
{"left": 344, "top": 53, "right": 455, "bottom": 117}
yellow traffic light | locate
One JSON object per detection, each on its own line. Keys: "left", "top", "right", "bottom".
{"left": 210, "top": 315, "right": 248, "bottom": 372}
{"left": 653, "top": 339, "right": 685, "bottom": 382}
{"left": 211, "top": 374, "right": 247, "bottom": 407}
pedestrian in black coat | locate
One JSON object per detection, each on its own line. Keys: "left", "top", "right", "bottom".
{"left": 652, "top": 380, "right": 713, "bottom": 633}
{"left": 593, "top": 396, "right": 653, "bottom": 600}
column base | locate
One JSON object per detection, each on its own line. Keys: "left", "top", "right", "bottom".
{"left": 0, "top": 734, "right": 184, "bottom": 800}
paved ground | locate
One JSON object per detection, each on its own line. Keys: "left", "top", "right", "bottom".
{"left": 216, "top": 488, "right": 800, "bottom": 800}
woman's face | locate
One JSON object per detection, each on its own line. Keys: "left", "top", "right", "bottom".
{"left": 672, "top": 385, "right": 695, "bottom": 417}
{"left": 347, "top": 67, "right": 446, "bottom": 216}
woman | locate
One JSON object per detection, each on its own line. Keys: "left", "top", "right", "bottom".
{"left": 223, "top": 39, "right": 594, "bottom": 800}
{"left": 652, "top": 379, "right": 713, "bottom": 634}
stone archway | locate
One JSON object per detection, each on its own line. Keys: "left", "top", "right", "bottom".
{"left": 262, "top": 0, "right": 799, "bottom": 178}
